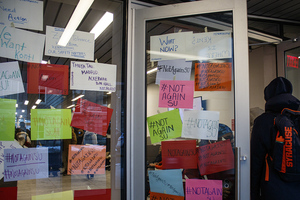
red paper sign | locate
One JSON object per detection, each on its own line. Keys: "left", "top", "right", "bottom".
{"left": 198, "top": 140, "right": 234, "bottom": 175}
{"left": 150, "top": 192, "right": 184, "bottom": 200}
{"left": 194, "top": 62, "right": 232, "bottom": 91}
{"left": 162, "top": 140, "right": 198, "bottom": 169}
{"left": 287, "top": 55, "right": 299, "bottom": 68}
{"left": 0, "top": 187, "right": 17, "bottom": 200}
{"left": 71, "top": 98, "right": 113, "bottom": 136}
{"left": 27, "top": 63, "right": 69, "bottom": 95}
{"left": 74, "top": 189, "right": 111, "bottom": 200}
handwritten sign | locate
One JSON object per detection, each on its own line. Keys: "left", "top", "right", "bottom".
{"left": 156, "top": 59, "right": 192, "bottom": 84}
{"left": 198, "top": 140, "right": 234, "bottom": 175}
{"left": 186, "top": 31, "right": 232, "bottom": 60}
{"left": 147, "top": 109, "right": 182, "bottom": 144}
{"left": 31, "top": 109, "right": 72, "bottom": 140}
{"left": 0, "top": 187, "right": 17, "bottom": 200}
{"left": 159, "top": 80, "right": 194, "bottom": 109}
{"left": 150, "top": 192, "right": 184, "bottom": 200}
{"left": 0, "top": 0, "right": 43, "bottom": 31}
{"left": 182, "top": 110, "right": 219, "bottom": 140}
{"left": 169, "top": 96, "right": 202, "bottom": 123}
{"left": 0, "top": 141, "right": 22, "bottom": 180}
{"left": 150, "top": 32, "right": 192, "bottom": 61}
{"left": 4, "top": 147, "right": 48, "bottom": 182}
{"left": 185, "top": 179, "right": 222, "bottom": 200}
{"left": 148, "top": 169, "right": 184, "bottom": 196}
{"left": 194, "top": 62, "right": 232, "bottom": 91}
{"left": 0, "top": 62, "right": 25, "bottom": 96}
{"left": 45, "top": 26, "right": 94, "bottom": 61}
{"left": 67, "top": 145, "right": 106, "bottom": 175}
{"left": 0, "top": 98, "right": 16, "bottom": 141}
{"left": 70, "top": 61, "right": 117, "bottom": 92}
{"left": 74, "top": 189, "right": 111, "bottom": 200}
{"left": 0, "top": 25, "right": 45, "bottom": 63}
{"left": 32, "top": 190, "right": 73, "bottom": 200}
{"left": 162, "top": 140, "right": 197, "bottom": 169}
{"left": 71, "top": 98, "right": 113, "bottom": 136}
{"left": 27, "top": 63, "right": 69, "bottom": 95}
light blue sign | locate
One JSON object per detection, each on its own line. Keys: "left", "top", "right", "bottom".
{"left": 0, "top": 0, "right": 43, "bottom": 31}
{"left": 4, "top": 147, "right": 49, "bottom": 182}
{"left": 148, "top": 169, "right": 184, "bottom": 196}
{"left": 0, "top": 25, "right": 45, "bottom": 63}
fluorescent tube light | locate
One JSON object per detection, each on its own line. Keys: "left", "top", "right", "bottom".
{"left": 35, "top": 99, "right": 42, "bottom": 104}
{"left": 24, "top": 100, "right": 29, "bottom": 105}
{"left": 71, "top": 95, "right": 84, "bottom": 101}
{"left": 57, "top": 0, "right": 94, "bottom": 46}
{"left": 147, "top": 68, "right": 158, "bottom": 74}
{"left": 22, "top": 110, "right": 25, "bottom": 113}
{"left": 67, "top": 105, "right": 75, "bottom": 109}
{"left": 32, "top": 105, "right": 37, "bottom": 109}
{"left": 90, "top": 12, "right": 113, "bottom": 40}
{"left": 107, "top": 92, "right": 112, "bottom": 94}
{"left": 20, "top": 115, "right": 22, "bottom": 118}
{"left": 16, "top": 104, "right": 18, "bottom": 107}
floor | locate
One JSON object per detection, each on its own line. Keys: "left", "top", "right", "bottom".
{"left": 17, "top": 171, "right": 111, "bottom": 200}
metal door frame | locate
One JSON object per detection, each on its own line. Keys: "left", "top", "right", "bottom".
{"left": 127, "top": 1, "right": 250, "bottom": 199}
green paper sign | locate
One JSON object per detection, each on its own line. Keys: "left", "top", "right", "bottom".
{"left": 147, "top": 109, "right": 182, "bottom": 144}
{"left": 0, "top": 98, "right": 16, "bottom": 141}
{"left": 31, "top": 109, "right": 72, "bottom": 140}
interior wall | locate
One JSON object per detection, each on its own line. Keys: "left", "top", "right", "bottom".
{"left": 249, "top": 45, "right": 277, "bottom": 110}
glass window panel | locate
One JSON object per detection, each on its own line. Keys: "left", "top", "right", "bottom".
{"left": 0, "top": 1, "right": 125, "bottom": 200}
{"left": 146, "top": 11, "right": 235, "bottom": 200}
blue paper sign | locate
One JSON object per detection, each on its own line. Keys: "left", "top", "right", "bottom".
{"left": 4, "top": 147, "right": 49, "bottom": 182}
{"left": 148, "top": 169, "right": 184, "bottom": 196}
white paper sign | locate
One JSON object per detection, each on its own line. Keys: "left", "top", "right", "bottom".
{"left": 169, "top": 97, "right": 202, "bottom": 122}
{"left": 0, "top": 0, "right": 43, "bottom": 31}
{"left": 0, "top": 140, "right": 22, "bottom": 180}
{"left": 0, "top": 61, "right": 25, "bottom": 96}
{"left": 150, "top": 32, "right": 192, "bottom": 61}
{"left": 155, "top": 59, "right": 192, "bottom": 84}
{"left": 0, "top": 25, "right": 45, "bottom": 63}
{"left": 70, "top": 61, "right": 117, "bottom": 92}
{"left": 182, "top": 110, "right": 219, "bottom": 140}
{"left": 186, "top": 31, "right": 232, "bottom": 60}
{"left": 4, "top": 147, "right": 48, "bottom": 182}
{"left": 45, "top": 26, "right": 94, "bottom": 61}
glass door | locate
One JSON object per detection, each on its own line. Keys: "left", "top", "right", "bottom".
{"left": 129, "top": 0, "right": 250, "bottom": 200}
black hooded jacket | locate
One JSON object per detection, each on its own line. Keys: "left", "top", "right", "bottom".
{"left": 251, "top": 77, "right": 300, "bottom": 200}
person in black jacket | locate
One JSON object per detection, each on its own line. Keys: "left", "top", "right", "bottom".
{"left": 251, "top": 77, "right": 300, "bottom": 200}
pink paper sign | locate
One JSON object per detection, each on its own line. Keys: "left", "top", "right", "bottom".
{"left": 185, "top": 179, "right": 222, "bottom": 200}
{"left": 159, "top": 80, "right": 194, "bottom": 109}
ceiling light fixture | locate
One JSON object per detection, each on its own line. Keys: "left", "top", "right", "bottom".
{"left": 32, "top": 105, "right": 37, "bottom": 109}
{"left": 35, "top": 99, "right": 42, "bottom": 104}
{"left": 90, "top": 12, "right": 113, "bottom": 40}
{"left": 71, "top": 94, "right": 84, "bottom": 101}
{"left": 147, "top": 68, "right": 158, "bottom": 74}
{"left": 57, "top": 0, "right": 94, "bottom": 46}
{"left": 15, "top": 104, "right": 18, "bottom": 107}
{"left": 67, "top": 105, "right": 75, "bottom": 109}
{"left": 107, "top": 92, "right": 112, "bottom": 94}
{"left": 24, "top": 100, "right": 29, "bottom": 105}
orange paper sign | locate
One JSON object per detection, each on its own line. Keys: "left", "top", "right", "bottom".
{"left": 68, "top": 145, "right": 106, "bottom": 175}
{"left": 194, "top": 62, "right": 232, "bottom": 91}
{"left": 150, "top": 192, "right": 184, "bottom": 200}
